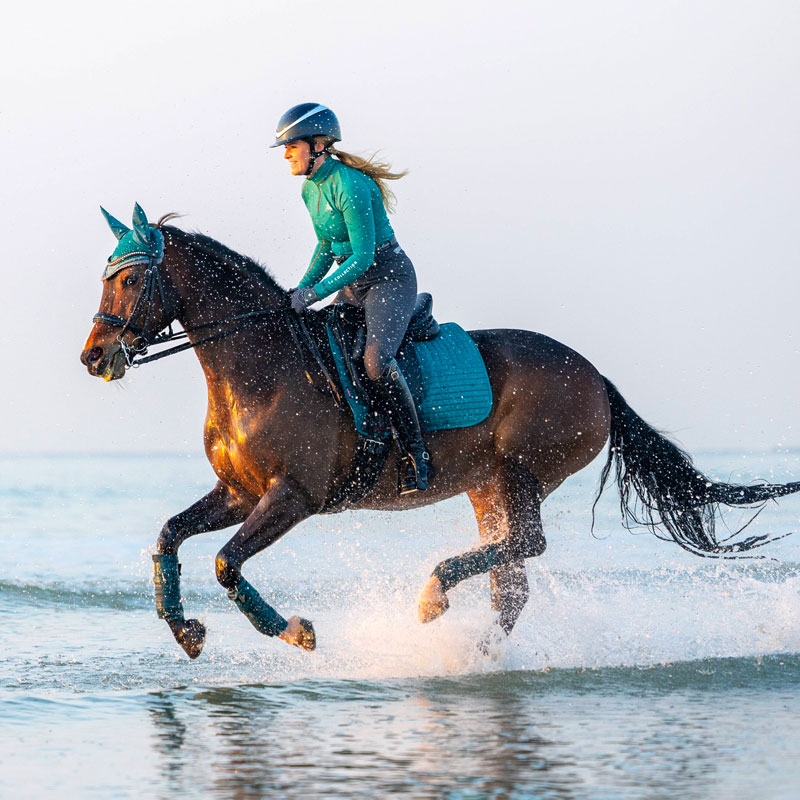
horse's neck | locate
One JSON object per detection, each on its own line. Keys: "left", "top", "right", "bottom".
{"left": 164, "top": 234, "right": 303, "bottom": 402}
{"left": 170, "top": 249, "right": 285, "bottom": 333}
{"left": 177, "top": 289, "right": 282, "bottom": 332}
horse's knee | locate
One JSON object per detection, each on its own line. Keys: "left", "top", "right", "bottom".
{"left": 156, "top": 522, "right": 179, "bottom": 554}
{"left": 215, "top": 550, "right": 240, "bottom": 590}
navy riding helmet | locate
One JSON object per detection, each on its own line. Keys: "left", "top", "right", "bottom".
{"left": 270, "top": 103, "right": 341, "bottom": 148}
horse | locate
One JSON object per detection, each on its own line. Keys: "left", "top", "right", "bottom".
{"left": 80, "top": 205, "right": 800, "bottom": 660}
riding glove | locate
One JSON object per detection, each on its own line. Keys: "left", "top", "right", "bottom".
{"left": 290, "top": 286, "right": 319, "bottom": 314}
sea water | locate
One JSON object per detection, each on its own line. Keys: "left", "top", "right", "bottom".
{"left": 1, "top": 450, "right": 799, "bottom": 799}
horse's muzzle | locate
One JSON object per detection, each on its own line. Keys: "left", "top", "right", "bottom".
{"left": 80, "top": 334, "right": 126, "bottom": 381}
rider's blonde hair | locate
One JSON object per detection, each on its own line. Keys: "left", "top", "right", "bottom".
{"left": 314, "top": 136, "right": 408, "bottom": 212}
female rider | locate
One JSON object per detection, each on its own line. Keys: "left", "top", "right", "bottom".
{"left": 273, "top": 102, "right": 430, "bottom": 493}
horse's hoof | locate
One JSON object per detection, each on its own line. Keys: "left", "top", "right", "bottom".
{"left": 175, "top": 618, "right": 206, "bottom": 659}
{"left": 296, "top": 618, "right": 316, "bottom": 651}
{"left": 417, "top": 576, "right": 449, "bottom": 623}
{"left": 279, "top": 616, "right": 316, "bottom": 651}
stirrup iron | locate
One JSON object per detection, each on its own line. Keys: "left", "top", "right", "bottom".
{"left": 398, "top": 449, "right": 431, "bottom": 495}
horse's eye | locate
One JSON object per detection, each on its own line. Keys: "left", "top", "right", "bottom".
{"left": 123, "top": 274, "right": 139, "bottom": 287}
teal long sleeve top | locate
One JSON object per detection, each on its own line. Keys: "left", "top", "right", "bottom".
{"left": 297, "top": 157, "right": 395, "bottom": 300}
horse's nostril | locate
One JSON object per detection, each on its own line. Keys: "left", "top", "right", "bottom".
{"left": 89, "top": 347, "right": 103, "bottom": 363}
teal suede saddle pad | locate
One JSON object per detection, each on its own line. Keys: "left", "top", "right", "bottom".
{"left": 326, "top": 319, "right": 494, "bottom": 437}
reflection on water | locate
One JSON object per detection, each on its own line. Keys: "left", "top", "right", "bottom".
{"left": 147, "top": 679, "right": 580, "bottom": 799}
{"left": 144, "top": 660, "right": 800, "bottom": 800}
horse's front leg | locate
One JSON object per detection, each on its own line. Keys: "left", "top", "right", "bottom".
{"left": 214, "top": 475, "right": 318, "bottom": 652}
{"left": 154, "top": 480, "right": 255, "bottom": 659}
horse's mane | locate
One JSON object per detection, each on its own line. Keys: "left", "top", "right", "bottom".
{"left": 156, "top": 213, "right": 283, "bottom": 291}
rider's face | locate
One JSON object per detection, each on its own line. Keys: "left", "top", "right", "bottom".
{"left": 283, "top": 140, "right": 326, "bottom": 176}
{"left": 284, "top": 141, "right": 311, "bottom": 175}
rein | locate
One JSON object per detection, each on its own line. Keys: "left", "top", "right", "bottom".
{"left": 285, "top": 313, "right": 344, "bottom": 406}
{"left": 135, "top": 309, "right": 290, "bottom": 366}
{"left": 94, "top": 302, "right": 291, "bottom": 367}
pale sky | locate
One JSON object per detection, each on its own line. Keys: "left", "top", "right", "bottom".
{"left": 1, "top": 0, "right": 798, "bottom": 455}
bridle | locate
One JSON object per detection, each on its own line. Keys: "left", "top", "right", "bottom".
{"left": 91, "top": 208, "right": 341, "bottom": 384}
{"left": 93, "top": 251, "right": 175, "bottom": 366}
{"left": 93, "top": 241, "right": 286, "bottom": 369}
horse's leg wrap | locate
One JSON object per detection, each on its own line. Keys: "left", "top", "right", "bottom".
{"left": 228, "top": 577, "right": 288, "bottom": 637}
{"left": 433, "top": 544, "right": 508, "bottom": 593}
{"left": 432, "top": 533, "right": 544, "bottom": 593}
{"left": 153, "top": 553, "right": 206, "bottom": 659}
{"left": 153, "top": 553, "right": 184, "bottom": 622}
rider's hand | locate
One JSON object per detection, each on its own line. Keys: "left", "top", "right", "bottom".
{"left": 290, "top": 286, "right": 319, "bottom": 314}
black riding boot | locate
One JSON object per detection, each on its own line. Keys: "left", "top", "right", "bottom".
{"left": 374, "top": 359, "right": 431, "bottom": 494}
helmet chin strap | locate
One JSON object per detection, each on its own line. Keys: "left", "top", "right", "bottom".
{"left": 304, "top": 139, "right": 331, "bottom": 177}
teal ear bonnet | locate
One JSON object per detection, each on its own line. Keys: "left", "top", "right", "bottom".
{"left": 100, "top": 203, "right": 164, "bottom": 279}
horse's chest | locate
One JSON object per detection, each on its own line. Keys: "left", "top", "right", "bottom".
{"left": 204, "top": 382, "right": 340, "bottom": 497}
{"left": 209, "top": 404, "right": 273, "bottom": 456}
{"left": 206, "top": 395, "right": 276, "bottom": 465}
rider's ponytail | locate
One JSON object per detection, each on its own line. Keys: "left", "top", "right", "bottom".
{"left": 314, "top": 137, "right": 408, "bottom": 212}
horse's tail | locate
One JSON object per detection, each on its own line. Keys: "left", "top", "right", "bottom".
{"left": 594, "top": 377, "right": 800, "bottom": 557}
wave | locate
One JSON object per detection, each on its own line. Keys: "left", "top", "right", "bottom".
{"left": 2, "top": 554, "right": 798, "bottom": 693}
{"left": 3, "top": 558, "right": 797, "bottom": 611}
{"left": 0, "top": 580, "right": 153, "bottom": 611}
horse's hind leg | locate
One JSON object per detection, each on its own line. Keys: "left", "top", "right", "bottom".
{"left": 418, "top": 459, "right": 543, "bottom": 630}
{"left": 154, "top": 481, "right": 254, "bottom": 659}
{"left": 487, "top": 562, "right": 530, "bottom": 636}
{"left": 470, "top": 483, "right": 532, "bottom": 634}
{"left": 434, "top": 482, "right": 532, "bottom": 634}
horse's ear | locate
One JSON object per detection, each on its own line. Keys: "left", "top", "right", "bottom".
{"left": 131, "top": 202, "right": 151, "bottom": 247}
{"left": 100, "top": 206, "right": 130, "bottom": 241}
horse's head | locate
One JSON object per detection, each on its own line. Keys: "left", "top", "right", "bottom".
{"left": 80, "top": 204, "right": 179, "bottom": 381}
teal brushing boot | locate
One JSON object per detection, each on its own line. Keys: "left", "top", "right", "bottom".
{"left": 228, "top": 577, "right": 316, "bottom": 650}
{"left": 153, "top": 553, "right": 206, "bottom": 659}
{"left": 227, "top": 577, "right": 289, "bottom": 637}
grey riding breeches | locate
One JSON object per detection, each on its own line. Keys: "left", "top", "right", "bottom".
{"left": 334, "top": 241, "right": 418, "bottom": 382}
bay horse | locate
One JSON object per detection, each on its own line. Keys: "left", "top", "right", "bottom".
{"left": 80, "top": 205, "right": 800, "bottom": 660}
